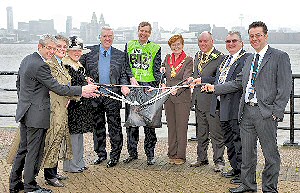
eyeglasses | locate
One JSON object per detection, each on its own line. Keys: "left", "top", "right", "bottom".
{"left": 225, "top": 39, "right": 239, "bottom": 44}
{"left": 57, "top": 44, "right": 68, "bottom": 50}
{"left": 170, "top": 42, "right": 182, "bottom": 48}
{"left": 249, "top": 33, "right": 265, "bottom": 39}
{"left": 43, "top": 45, "right": 57, "bottom": 51}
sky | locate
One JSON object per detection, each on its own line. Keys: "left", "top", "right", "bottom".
{"left": 0, "top": 0, "right": 299, "bottom": 33}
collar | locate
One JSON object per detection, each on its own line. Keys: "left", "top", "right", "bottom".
{"left": 231, "top": 48, "right": 243, "bottom": 60}
{"left": 204, "top": 47, "right": 214, "bottom": 56}
{"left": 55, "top": 56, "right": 62, "bottom": 64}
{"left": 37, "top": 51, "right": 47, "bottom": 62}
{"left": 255, "top": 44, "right": 268, "bottom": 59}
{"left": 100, "top": 45, "right": 112, "bottom": 56}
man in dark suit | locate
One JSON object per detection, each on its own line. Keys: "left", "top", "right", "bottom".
{"left": 80, "top": 26, "right": 129, "bottom": 168}
{"left": 210, "top": 31, "right": 251, "bottom": 183}
{"left": 189, "top": 31, "right": 225, "bottom": 172}
{"left": 9, "top": 34, "right": 98, "bottom": 193}
{"left": 202, "top": 21, "right": 292, "bottom": 193}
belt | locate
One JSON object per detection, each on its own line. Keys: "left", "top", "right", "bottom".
{"left": 246, "top": 102, "right": 258, "bottom": 106}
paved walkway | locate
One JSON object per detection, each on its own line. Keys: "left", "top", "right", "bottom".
{"left": 0, "top": 128, "right": 299, "bottom": 193}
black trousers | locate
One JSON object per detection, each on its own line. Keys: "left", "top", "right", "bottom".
{"left": 125, "top": 126, "right": 157, "bottom": 158}
{"left": 93, "top": 97, "right": 123, "bottom": 160}
{"left": 221, "top": 119, "right": 242, "bottom": 173}
{"left": 44, "top": 165, "right": 58, "bottom": 180}
{"left": 9, "top": 122, "right": 47, "bottom": 192}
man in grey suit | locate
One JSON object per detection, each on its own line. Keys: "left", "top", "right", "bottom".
{"left": 210, "top": 31, "right": 251, "bottom": 183}
{"left": 9, "top": 35, "right": 98, "bottom": 193}
{"left": 202, "top": 21, "right": 292, "bottom": 193}
{"left": 189, "top": 31, "right": 225, "bottom": 172}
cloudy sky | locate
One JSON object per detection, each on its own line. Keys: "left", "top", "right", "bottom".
{"left": 0, "top": 0, "right": 299, "bottom": 33}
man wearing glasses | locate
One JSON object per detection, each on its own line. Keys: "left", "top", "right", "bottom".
{"left": 210, "top": 31, "right": 251, "bottom": 185}
{"left": 202, "top": 21, "right": 292, "bottom": 193}
{"left": 9, "top": 34, "right": 98, "bottom": 193}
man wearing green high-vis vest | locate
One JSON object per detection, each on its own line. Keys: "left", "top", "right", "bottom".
{"left": 123, "top": 21, "right": 162, "bottom": 165}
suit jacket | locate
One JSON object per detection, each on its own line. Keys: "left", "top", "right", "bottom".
{"left": 80, "top": 45, "right": 129, "bottom": 106}
{"left": 192, "top": 48, "right": 223, "bottom": 112}
{"left": 215, "top": 46, "right": 292, "bottom": 121}
{"left": 163, "top": 54, "right": 193, "bottom": 103}
{"left": 210, "top": 50, "right": 251, "bottom": 121}
{"left": 15, "top": 52, "right": 82, "bottom": 129}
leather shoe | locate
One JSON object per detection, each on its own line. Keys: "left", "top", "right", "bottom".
{"left": 229, "top": 185, "right": 256, "bottom": 193}
{"left": 27, "top": 187, "right": 53, "bottom": 193}
{"left": 230, "top": 176, "right": 242, "bottom": 185}
{"left": 190, "top": 160, "right": 209, "bottom": 167}
{"left": 81, "top": 166, "right": 88, "bottom": 170}
{"left": 107, "top": 159, "right": 119, "bottom": 168}
{"left": 55, "top": 174, "right": 68, "bottom": 180}
{"left": 9, "top": 182, "right": 24, "bottom": 193}
{"left": 221, "top": 170, "right": 239, "bottom": 178}
{"left": 123, "top": 156, "right": 138, "bottom": 164}
{"left": 93, "top": 157, "right": 107, "bottom": 165}
{"left": 45, "top": 178, "right": 64, "bottom": 187}
{"left": 147, "top": 157, "right": 155, "bottom": 165}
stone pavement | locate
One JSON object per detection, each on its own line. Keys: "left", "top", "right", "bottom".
{"left": 0, "top": 128, "right": 299, "bottom": 193}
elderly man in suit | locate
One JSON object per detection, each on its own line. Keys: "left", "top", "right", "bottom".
{"left": 210, "top": 31, "right": 251, "bottom": 184}
{"left": 9, "top": 34, "right": 98, "bottom": 193}
{"left": 189, "top": 31, "right": 225, "bottom": 172}
{"left": 202, "top": 21, "right": 292, "bottom": 193}
{"left": 80, "top": 26, "right": 129, "bottom": 168}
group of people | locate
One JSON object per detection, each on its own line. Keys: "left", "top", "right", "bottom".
{"left": 9, "top": 20, "right": 292, "bottom": 193}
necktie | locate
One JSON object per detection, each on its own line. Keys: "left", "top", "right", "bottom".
{"left": 103, "top": 50, "right": 107, "bottom": 57}
{"left": 218, "top": 55, "right": 233, "bottom": 84}
{"left": 248, "top": 54, "right": 260, "bottom": 100}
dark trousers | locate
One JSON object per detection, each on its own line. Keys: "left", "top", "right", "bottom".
{"left": 93, "top": 97, "right": 123, "bottom": 160}
{"left": 126, "top": 126, "right": 157, "bottom": 158}
{"left": 195, "top": 109, "right": 225, "bottom": 164}
{"left": 44, "top": 165, "right": 58, "bottom": 180}
{"left": 10, "top": 123, "right": 47, "bottom": 192}
{"left": 221, "top": 119, "right": 242, "bottom": 173}
{"left": 240, "top": 104, "right": 280, "bottom": 192}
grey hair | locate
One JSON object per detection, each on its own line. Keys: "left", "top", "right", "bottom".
{"left": 55, "top": 34, "right": 69, "bottom": 46}
{"left": 228, "top": 31, "right": 242, "bottom": 41}
{"left": 198, "top": 31, "right": 213, "bottom": 40}
{"left": 39, "top": 34, "right": 57, "bottom": 46}
{"left": 100, "top": 26, "right": 114, "bottom": 37}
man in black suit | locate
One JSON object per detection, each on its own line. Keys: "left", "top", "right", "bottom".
{"left": 80, "top": 26, "right": 129, "bottom": 168}
{"left": 9, "top": 35, "right": 98, "bottom": 193}
{"left": 202, "top": 21, "right": 292, "bottom": 193}
{"left": 210, "top": 31, "right": 251, "bottom": 183}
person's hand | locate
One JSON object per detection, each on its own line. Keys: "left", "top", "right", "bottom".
{"left": 130, "top": 77, "right": 139, "bottom": 86}
{"left": 86, "top": 77, "right": 94, "bottom": 84}
{"left": 201, "top": 84, "right": 215, "bottom": 93}
{"left": 160, "top": 67, "right": 166, "bottom": 73}
{"left": 189, "top": 77, "right": 201, "bottom": 89}
{"left": 81, "top": 84, "right": 99, "bottom": 98}
{"left": 121, "top": 86, "right": 130, "bottom": 96}
{"left": 170, "top": 87, "right": 177, "bottom": 95}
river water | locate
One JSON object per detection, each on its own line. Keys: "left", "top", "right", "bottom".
{"left": 1, "top": 43, "right": 300, "bottom": 144}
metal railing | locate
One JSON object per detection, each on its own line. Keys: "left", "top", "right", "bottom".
{"left": 1, "top": 71, "right": 299, "bottom": 146}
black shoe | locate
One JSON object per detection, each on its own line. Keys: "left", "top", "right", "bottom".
{"left": 55, "top": 174, "right": 68, "bottom": 180}
{"left": 123, "top": 156, "right": 138, "bottom": 164}
{"left": 45, "top": 178, "right": 64, "bottom": 187}
{"left": 107, "top": 159, "right": 119, "bottom": 168}
{"left": 147, "top": 157, "right": 155, "bottom": 165}
{"left": 81, "top": 166, "right": 88, "bottom": 170}
{"left": 9, "top": 182, "right": 24, "bottom": 193}
{"left": 190, "top": 160, "right": 209, "bottom": 167}
{"left": 27, "top": 187, "right": 53, "bottom": 193}
{"left": 221, "top": 170, "right": 239, "bottom": 178}
{"left": 229, "top": 185, "right": 256, "bottom": 193}
{"left": 93, "top": 157, "right": 107, "bottom": 165}
{"left": 230, "top": 176, "right": 242, "bottom": 185}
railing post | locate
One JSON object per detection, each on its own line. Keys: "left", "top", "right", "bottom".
{"left": 283, "top": 76, "right": 299, "bottom": 146}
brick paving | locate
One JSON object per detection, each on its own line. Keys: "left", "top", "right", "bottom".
{"left": 0, "top": 128, "right": 299, "bottom": 193}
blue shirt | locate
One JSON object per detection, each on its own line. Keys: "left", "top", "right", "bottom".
{"left": 98, "top": 45, "right": 111, "bottom": 94}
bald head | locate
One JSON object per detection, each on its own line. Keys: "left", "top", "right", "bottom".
{"left": 198, "top": 31, "right": 214, "bottom": 53}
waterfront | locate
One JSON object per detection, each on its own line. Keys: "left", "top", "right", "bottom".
{"left": 0, "top": 44, "right": 300, "bottom": 144}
